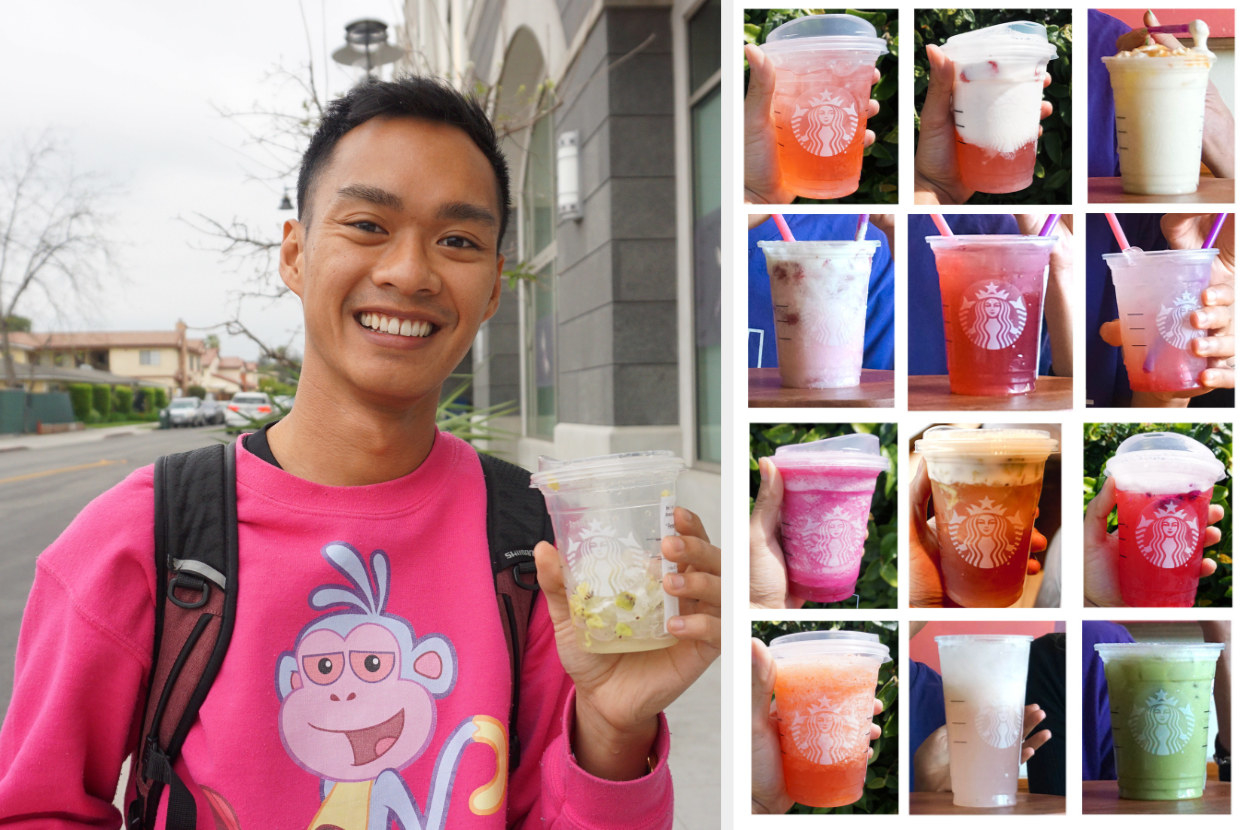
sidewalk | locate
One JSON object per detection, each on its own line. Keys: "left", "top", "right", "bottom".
{"left": 0, "top": 423, "right": 157, "bottom": 453}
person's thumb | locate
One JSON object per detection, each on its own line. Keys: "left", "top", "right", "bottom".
{"left": 534, "top": 541, "right": 571, "bottom": 624}
{"left": 750, "top": 638, "right": 777, "bottom": 727}
{"left": 750, "top": 458, "right": 783, "bottom": 547}
{"left": 919, "top": 44, "right": 956, "bottom": 128}
{"left": 1099, "top": 319, "right": 1124, "bottom": 347}
{"left": 744, "top": 45, "right": 775, "bottom": 130}
{"left": 1084, "top": 476, "right": 1117, "bottom": 546}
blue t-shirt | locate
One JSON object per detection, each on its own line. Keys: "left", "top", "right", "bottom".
{"left": 1088, "top": 9, "right": 1132, "bottom": 178}
{"left": 907, "top": 214, "right": 1055, "bottom": 375}
{"left": 909, "top": 659, "right": 945, "bottom": 792}
{"left": 1083, "top": 621, "right": 1135, "bottom": 781}
{"left": 747, "top": 214, "right": 894, "bottom": 370}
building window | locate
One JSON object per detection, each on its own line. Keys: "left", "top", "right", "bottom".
{"left": 522, "top": 101, "right": 557, "bottom": 439}
{"left": 140, "top": 350, "right": 161, "bottom": 366}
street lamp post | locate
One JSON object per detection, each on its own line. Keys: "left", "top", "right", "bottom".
{"left": 331, "top": 19, "right": 404, "bottom": 77}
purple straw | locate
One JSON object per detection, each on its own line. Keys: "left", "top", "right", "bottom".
{"left": 1202, "top": 213, "right": 1228, "bottom": 249}
{"left": 855, "top": 214, "right": 869, "bottom": 241}
{"left": 1038, "top": 214, "right": 1060, "bottom": 237}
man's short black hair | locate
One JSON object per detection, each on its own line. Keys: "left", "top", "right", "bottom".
{"left": 296, "top": 75, "right": 511, "bottom": 246}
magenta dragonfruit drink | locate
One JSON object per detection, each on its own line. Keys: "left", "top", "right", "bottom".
{"left": 769, "top": 434, "right": 889, "bottom": 603}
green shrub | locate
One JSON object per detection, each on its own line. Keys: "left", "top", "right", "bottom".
{"left": 913, "top": 9, "right": 1072, "bottom": 204}
{"left": 113, "top": 386, "right": 133, "bottom": 417}
{"left": 751, "top": 619, "right": 899, "bottom": 814}
{"left": 67, "top": 384, "right": 93, "bottom": 421}
{"left": 186, "top": 385, "right": 206, "bottom": 400}
{"left": 1084, "top": 422, "right": 1232, "bottom": 607}
{"left": 84, "top": 408, "right": 103, "bottom": 424}
{"left": 155, "top": 388, "right": 169, "bottom": 409}
{"left": 749, "top": 422, "right": 898, "bottom": 609}
{"left": 91, "top": 385, "right": 112, "bottom": 419}
{"left": 744, "top": 9, "right": 900, "bottom": 204}
{"left": 140, "top": 387, "right": 157, "bottom": 414}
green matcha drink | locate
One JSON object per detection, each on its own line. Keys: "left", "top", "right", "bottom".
{"left": 1096, "top": 642, "right": 1224, "bottom": 800}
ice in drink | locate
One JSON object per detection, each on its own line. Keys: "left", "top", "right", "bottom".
{"left": 936, "top": 635, "right": 1033, "bottom": 807}
{"left": 1097, "top": 642, "right": 1223, "bottom": 799}
{"left": 1103, "top": 248, "right": 1218, "bottom": 393}
{"left": 940, "top": 22, "right": 1057, "bottom": 194}
{"left": 926, "top": 235, "right": 1056, "bottom": 396}
{"left": 760, "top": 15, "right": 888, "bottom": 199}
{"left": 769, "top": 631, "right": 891, "bottom": 808}
{"left": 915, "top": 427, "right": 1057, "bottom": 607}
{"left": 1103, "top": 432, "right": 1226, "bottom": 607}
{"left": 769, "top": 434, "right": 890, "bottom": 603}
{"left": 1103, "top": 21, "right": 1214, "bottom": 195}
{"left": 530, "top": 451, "right": 686, "bottom": 653}
{"left": 759, "top": 239, "right": 879, "bottom": 388}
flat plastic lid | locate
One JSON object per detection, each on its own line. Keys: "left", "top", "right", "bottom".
{"left": 1096, "top": 642, "right": 1225, "bottom": 661}
{"left": 757, "top": 240, "right": 881, "bottom": 256}
{"left": 935, "top": 634, "right": 1034, "bottom": 645}
{"left": 1104, "top": 431, "right": 1226, "bottom": 483}
{"left": 769, "top": 630, "right": 892, "bottom": 663}
{"left": 941, "top": 21, "right": 1058, "bottom": 63}
{"left": 773, "top": 433, "right": 889, "bottom": 472}
{"left": 761, "top": 14, "right": 887, "bottom": 55}
{"left": 1102, "top": 248, "right": 1219, "bottom": 265}
{"left": 914, "top": 426, "right": 1057, "bottom": 460}
{"left": 926, "top": 234, "right": 1058, "bottom": 252}
{"left": 529, "top": 450, "right": 686, "bottom": 489}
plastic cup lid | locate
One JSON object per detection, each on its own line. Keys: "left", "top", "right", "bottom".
{"left": 926, "top": 234, "right": 1058, "bottom": 251}
{"left": 762, "top": 13, "right": 887, "bottom": 55}
{"left": 1104, "top": 431, "right": 1226, "bottom": 483}
{"left": 935, "top": 634, "right": 1034, "bottom": 646}
{"left": 769, "top": 629, "right": 892, "bottom": 663}
{"left": 757, "top": 240, "right": 881, "bottom": 256}
{"left": 1095, "top": 642, "right": 1225, "bottom": 661}
{"left": 914, "top": 426, "right": 1057, "bottom": 460}
{"left": 941, "top": 21, "right": 1058, "bottom": 63}
{"left": 772, "top": 433, "right": 889, "bottom": 472}
{"left": 529, "top": 450, "right": 686, "bottom": 490}
{"left": 1102, "top": 248, "right": 1219, "bottom": 265}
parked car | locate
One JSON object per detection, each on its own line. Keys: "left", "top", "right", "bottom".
{"left": 196, "top": 398, "right": 226, "bottom": 426}
{"left": 166, "top": 397, "right": 203, "bottom": 427}
{"left": 224, "top": 392, "right": 274, "bottom": 428}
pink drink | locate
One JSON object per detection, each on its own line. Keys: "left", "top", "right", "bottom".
{"left": 953, "top": 141, "right": 1038, "bottom": 194}
{"left": 927, "top": 235, "right": 1056, "bottom": 396}
{"left": 769, "top": 434, "right": 889, "bottom": 603}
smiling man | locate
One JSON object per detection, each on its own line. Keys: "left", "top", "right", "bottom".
{"left": 0, "top": 77, "right": 721, "bottom": 829}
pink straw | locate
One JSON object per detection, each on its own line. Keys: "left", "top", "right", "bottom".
{"left": 854, "top": 214, "right": 869, "bottom": 242}
{"left": 930, "top": 213, "right": 953, "bottom": 237}
{"left": 1038, "top": 214, "right": 1060, "bottom": 237}
{"left": 1105, "top": 212, "right": 1130, "bottom": 252}
{"left": 771, "top": 214, "right": 795, "bottom": 242}
{"left": 1202, "top": 213, "right": 1228, "bottom": 249}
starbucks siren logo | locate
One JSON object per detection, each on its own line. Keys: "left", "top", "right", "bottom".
{"left": 1155, "top": 290, "right": 1203, "bottom": 350}
{"left": 959, "top": 280, "right": 1028, "bottom": 350}
{"left": 946, "top": 497, "right": 1025, "bottom": 568}
{"left": 1128, "top": 689, "right": 1196, "bottom": 755}
{"left": 786, "top": 694, "right": 862, "bottom": 765}
{"left": 781, "top": 505, "right": 863, "bottom": 570}
{"left": 975, "top": 704, "right": 1024, "bottom": 749}
{"left": 791, "top": 89, "right": 859, "bottom": 157}
{"left": 1134, "top": 499, "right": 1200, "bottom": 569}
{"left": 567, "top": 518, "right": 636, "bottom": 596}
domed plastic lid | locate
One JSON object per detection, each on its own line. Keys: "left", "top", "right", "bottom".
{"left": 914, "top": 426, "right": 1057, "bottom": 461}
{"left": 769, "top": 629, "right": 892, "bottom": 663}
{"left": 1095, "top": 642, "right": 1224, "bottom": 662}
{"left": 773, "top": 433, "right": 889, "bottom": 472}
{"left": 1104, "top": 432, "right": 1225, "bottom": 487}
{"left": 941, "top": 21, "right": 1058, "bottom": 63}
{"left": 530, "top": 450, "right": 686, "bottom": 492}
{"left": 762, "top": 14, "right": 887, "bottom": 55}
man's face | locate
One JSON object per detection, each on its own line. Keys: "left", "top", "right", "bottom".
{"left": 280, "top": 116, "right": 503, "bottom": 410}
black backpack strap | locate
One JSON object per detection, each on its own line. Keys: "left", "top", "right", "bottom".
{"left": 478, "top": 451, "right": 551, "bottom": 772}
{"left": 128, "top": 442, "right": 239, "bottom": 830}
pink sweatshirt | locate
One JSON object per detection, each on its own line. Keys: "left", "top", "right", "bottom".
{"left": 0, "top": 433, "right": 673, "bottom": 828}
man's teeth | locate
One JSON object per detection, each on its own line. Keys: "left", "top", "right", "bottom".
{"left": 360, "top": 313, "right": 433, "bottom": 338}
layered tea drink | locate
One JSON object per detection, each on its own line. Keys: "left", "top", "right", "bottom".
{"left": 769, "top": 434, "right": 890, "bottom": 603}
{"left": 760, "top": 15, "right": 888, "bottom": 199}
{"left": 769, "top": 631, "right": 891, "bottom": 808}
{"left": 759, "top": 239, "right": 880, "bottom": 388}
{"left": 530, "top": 451, "right": 686, "bottom": 653}
{"left": 927, "top": 235, "right": 1056, "bottom": 396}
{"left": 1104, "top": 248, "right": 1218, "bottom": 393}
{"left": 1104, "top": 432, "right": 1226, "bottom": 607}
{"left": 915, "top": 427, "right": 1057, "bottom": 607}
{"left": 1097, "top": 642, "right": 1224, "bottom": 799}
{"left": 936, "top": 635, "right": 1033, "bottom": 807}
{"left": 940, "top": 22, "right": 1057, "bottom": 193}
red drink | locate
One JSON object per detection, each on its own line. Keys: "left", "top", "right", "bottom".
{"left": 953, "top": 140, "right": 1038, "bottom": 194}
{"left": 926, "top": 235, "right": 1056, "bottom": 396}
{"left": 1116, "top": 488, "right": 1214, "bottom": 607}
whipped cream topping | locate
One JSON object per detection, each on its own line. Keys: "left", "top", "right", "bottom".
{"left": 1114, "top": 19, "right": 1213, "bottom": 58}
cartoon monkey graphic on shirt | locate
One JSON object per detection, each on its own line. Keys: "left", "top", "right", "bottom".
{"left": 275, "top": 542, "right": 506, "bottom": 830}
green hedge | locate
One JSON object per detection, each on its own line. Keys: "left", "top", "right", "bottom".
{"left": 67, "top": 384, "right": 92, "bottom": 421}
{"left": 749, "top": 423, "right": 898, "bottom": 609}
{"left": 154, "top": 388, "right": 168, "bottom": 409}
{"left": 744, "top": 8, "right": 899, "bottom": 204}
{"left": 913, "top": 9, "right": 1072, "bottom": 204}
{"left": 91, "top": 385, "right": 112, "bottom": 419}
{"left": 1084, "top": 422, "right": 1232, "bottom": 607}
{"left": 113, "top": 386, "right": 133, "bottom": 417}
{"left": 751, "top": 619, "right": 899, "bottom": 814}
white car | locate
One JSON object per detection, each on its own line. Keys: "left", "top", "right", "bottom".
{"left": 224, "top": 392, "right": 274, "bottom": 428}
{"left": 166, "top": 397, "right": 203, "bottom": 427}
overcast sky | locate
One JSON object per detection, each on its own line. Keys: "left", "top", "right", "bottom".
{"left": 1, "top": 0, "right": 407, "bottom": 361}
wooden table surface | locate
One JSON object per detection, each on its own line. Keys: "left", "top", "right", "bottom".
{"left": 908, "top": 375, "right": 1072, "bottom": 411}
{"left": 1082, "top": 780, "right": 1230, "bottom": 814}
{"left": 1088, "top": 176, "right": 1235, "bottom": 204}
{"left": 910, "top": 791, "right": 1065, "bottom": 815}
{"left": 748, "top": 368, "right": 894, "bottom": 408}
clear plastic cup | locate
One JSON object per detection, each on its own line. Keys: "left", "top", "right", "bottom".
{"left": 935, "top": 634, "right": 1033, "bottom": 807}
{"left": 530, "top": 451, "right": 686, "bottom": 653}
{"left": 1104, "top": 432, "right": 1226, "bottom": 607}
{"left": 926, "top": 235, "right": 1056, "bottom": 396}
{"left": 1103, "top": 248, "right": 1218, "bottom": 393}
{"left": 914, "top": 427, "right": 1057, "bottom": 607}
{"left": 1096, "top": 642, "right": 1224, "bottom": 799}
{"left": 940, "top": 22, "right": 1057, "bottom": 193}
{"left": 759, "top": 14, "right": 888, "bottom": 199}
{"left": 768, "top": 434, "right": 890, "bottom": 603}
{"left": 768, "top": 630, "right": 891, "bottom": 807}
{"left": 758, "top": 239, "right": 880, "bottom": 388}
